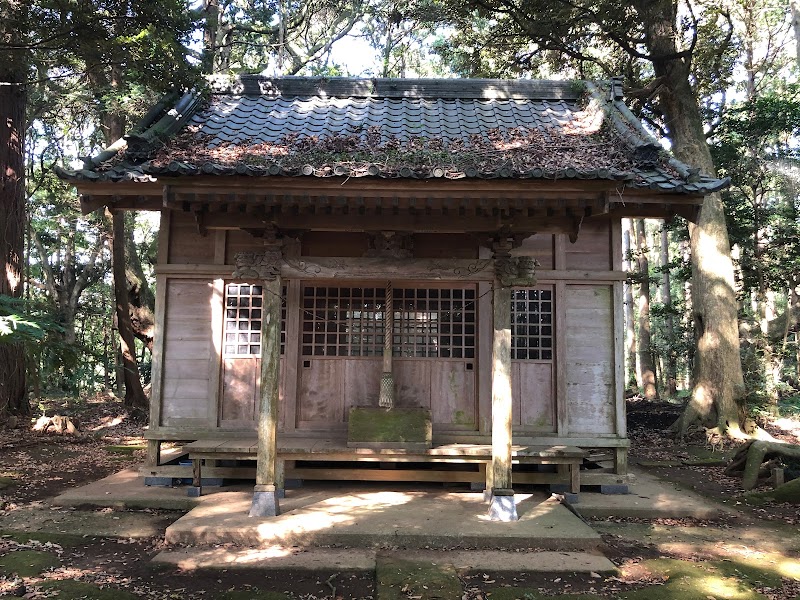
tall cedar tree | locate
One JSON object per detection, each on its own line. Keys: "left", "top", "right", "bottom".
{"left": 439, "top": 0, "right": 746, "bottom": 436}
{"left": 0, "top": 0, "right": 198, "bottom": 417}
{"left": 0, "top": 2, "right": 28, "bottom": 418}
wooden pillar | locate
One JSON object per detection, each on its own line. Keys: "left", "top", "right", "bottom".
{"left": 249, "top": 275, "right": 282, "bottom": 517}
{"left": 489, "top": 282, "right": 517, "bottom": 520}
{"left": 488, "top": 236, "right": 537, "bottom": 521}
{"left": 233, "top": 238, "right": 284, "bottom": 518}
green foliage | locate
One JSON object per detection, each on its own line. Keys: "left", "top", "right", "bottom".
{"left": 0, "top": 295, "right": 62, "bottom": 345}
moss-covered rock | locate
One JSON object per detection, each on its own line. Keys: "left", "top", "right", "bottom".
{"left": 376, "top": 556, "right": 462, "bottom": 600}
{"left": 348, "top": 407, "right": 432, "bottom": 447}
{"left": 0, "top": 550, "right": 60, "bottom": 577}
{"left": 746, "top": 477, "right": 800, "bottom": 505}
{"left": 0, "top": 475, "right": 16, "bottom": 490}
{"left": 39, "top": 580, "right": 140, "bottom": 599}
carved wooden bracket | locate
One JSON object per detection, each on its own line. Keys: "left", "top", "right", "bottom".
{"left": 233, "top": 248, "right": 283, "bottom": 281}
{"left": 365, "top": 231, "right": 414, "bottom": 259}
{"left": 233, "top": 228, "right": 284, "bottom": 280}
{"left": 491, "top": 235, "right": 538, "bottom": 287}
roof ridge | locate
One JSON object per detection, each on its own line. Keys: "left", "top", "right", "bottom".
{"left": 206, "top": 74, "right": 587, "bottom": 101}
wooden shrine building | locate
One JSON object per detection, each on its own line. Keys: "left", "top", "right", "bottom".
{"left": 58, "top": 76, "right": 726, "bottom": 519}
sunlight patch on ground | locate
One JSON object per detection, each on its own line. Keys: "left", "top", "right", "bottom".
{"left": 772, "top": 417, "right": 800, "bottom": 437}
{"left": 252, "top": 490, "right": 416, "bottom": 540}
{"left": 778, "top": 557, "right": 800, "bottom": 579}
{"left": 173, "top": 546, "right": 293, "bottom": 569}
{"left": 654, "top": 542, "right": 800, "bottom": 581}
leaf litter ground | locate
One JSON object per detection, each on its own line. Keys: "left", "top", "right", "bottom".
{"left": 0, "top": 395, "right": 799, "bottom": 599}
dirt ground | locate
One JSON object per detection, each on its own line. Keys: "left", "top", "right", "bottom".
{"left": 1, "top": 395, "right": 799, "bottom": 599}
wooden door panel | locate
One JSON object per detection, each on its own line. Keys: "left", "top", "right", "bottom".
{"left": 431, "top": 361, "right": 475, "bottom": 427}
{"left": 394, "top": 361, "right": 431, "bottom": 409}
{"left": 513, "top": 362, "right": 555, "bottom": 431}
{"left": 220, "top": 358, "right": 257, "bottom": 424}
{"left": 298, "top": 359, "right": 344, "bottom": 425}
{"left": 344, "top": 359, "right": 382, "bottom": 408}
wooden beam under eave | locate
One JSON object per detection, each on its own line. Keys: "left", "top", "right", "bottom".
{"left": 193, "top": 210, "right": 588, "bottom": 235}
{"left": 80, "top": 194, "right": 163, "bottom": 214}
{"left": 606, "top": 203, "right": 700, "bottom": 222}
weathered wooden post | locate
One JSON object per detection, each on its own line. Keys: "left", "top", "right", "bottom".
{"left": 234, "top": 233, "right": 283, "bottom": 518}
{"left": 489, "top": 237, "right": 537, "bottom": 521}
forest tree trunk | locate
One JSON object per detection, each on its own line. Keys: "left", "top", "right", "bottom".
{"left": 622, "top": 220, "right": 637, "bottom": 388}
{"left": 124, "top": 213, "right": 155, "bottom": 353}
{"left": 110, "top": 211, "right": 148, "bottom": 415}
{"left": 635, "top": 219, "right": 657, "bottom": 399}
{"left": 0, "top": 14, "right": 29, "bottom": 420}
{"left": 660, "top": 225, "right": 677, "bottom": 395}
{"left": 634, "top": 0, "right": 746, "bottom": 435}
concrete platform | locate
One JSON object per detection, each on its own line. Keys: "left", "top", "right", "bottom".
{"left": 153, "top": 546, "right": 616, "bottom": 573}
{"left": 52, "top": 468, "right": 205, "bottom": 511}
{"left": 164, "top": 486, "right": 602, "bottom": 550}
{"left": 570, "top": 467, "right": 728, "bottom": 520}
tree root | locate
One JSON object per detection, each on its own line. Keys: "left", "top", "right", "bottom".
{"left": 725, "top": 440, "right": 800, "bottom": 490}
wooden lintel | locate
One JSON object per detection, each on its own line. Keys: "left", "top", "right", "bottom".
{"left": 281, "top": 257, "right": 497, "bottom": 281}
{"left": 192, "top": 210, "right": 582, "bottom": 235}
{"left": 154, "top": 263, "right": 627, "bottom": 282}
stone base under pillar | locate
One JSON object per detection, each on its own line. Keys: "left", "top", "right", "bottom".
{"left": 249, "top": 485, "right": 280, "bottom": 517}
{"left": 488, "top": 488, "right": 518, "bottom": 521}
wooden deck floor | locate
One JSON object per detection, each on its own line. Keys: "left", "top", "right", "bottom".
{"left": 180, "top": 437, "right": 585, "bottom": 495}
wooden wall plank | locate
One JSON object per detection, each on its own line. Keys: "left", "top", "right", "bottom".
{"left": 301, "top": 232, "right": 369, "bottom": 257}
{"left": 168, "top": 211, "right": 215, "bottom": 264}
{"left": 555, "top": 281, "right": 568, "bottom": 435}
{"left": 565, "top": 285, "right": 615, "bottom": 435}
{"left": 431, "top": 361, "right": 476, "bottom": 427}
{"left": 214, "top": 230, "right": 226, "bottom": 264}
{"left": 413, "top": 234, "right": 478, "bottom": 258}
{"left": 477, "top": 280, "right": 492, "bottom": 434}
{"left": 162, "top": 358, "right": 210, "bottom": 378}
{"left": 160, "top": 279, "right": 213, "bottom": 424}
{"left": 610, "top": 219, "right": 622, "bottom": 270}
{"left": 208, "top": 278, "right": 224, "bottom": 427}
{"left": 514, "top": 362, "right": 555, "bottom": 431}
{"left": 220, "top": 358, "right": 258, "bottom": 422}
{"left": 282, "top": 280, "right": 301, "bottom": 432}
{"left": 613, "top": 280, "right": 626, "bottom": 437}
{"left": 344, "top": 359, "right": 382, "bottom": 408}
{"left": 151, "top": 273, "right": 168, "bottom": 427}
{"left": 565, "top": 221, "right": 611, "bottom": 271}
{"left": 394, "top": 360, "right": 431, "bottom": 409}
{"left": 298, "top": 359, "right": 344, "bottom": 424}
{"left": 513, "top": 234, "right": 554, "bottom": 269}
{"left": 157, "top": 211, "right": 171, "bottom": 266}
{"left": 225, "top": 229, "right": 263, "bottom": 263}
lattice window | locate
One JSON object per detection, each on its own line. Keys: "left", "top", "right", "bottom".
{"left": 511, "top": 288, "right": 553, "bottom": 360}
{"left": 299, "top": 285, "right": 476, "bottom": 359}
{"left": 223, "top": 283, "right": 286, "bottom": 357}
{"left": 393, "top": 288, "right": 476, "bottom": 359}
{"left": 301, "top": 286, "right": 385, "bottom": 357}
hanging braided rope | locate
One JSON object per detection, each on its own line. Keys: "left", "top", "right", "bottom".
{"left": 379, "top": 280, "right": 394, "bottom": 409}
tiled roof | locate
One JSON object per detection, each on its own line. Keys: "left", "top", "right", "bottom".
{"left": 56, "top": 76, "right": 728, "bottom": 195}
